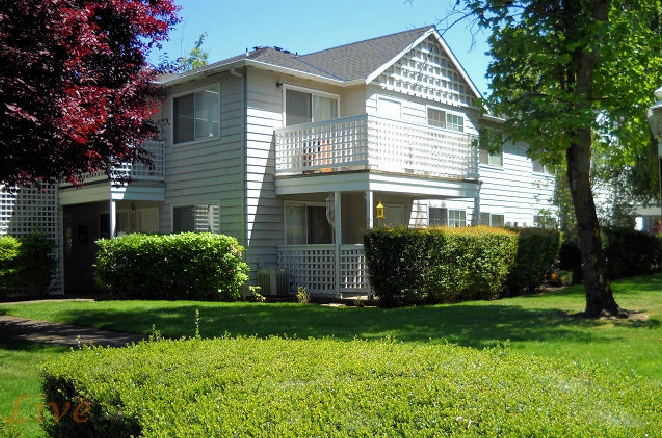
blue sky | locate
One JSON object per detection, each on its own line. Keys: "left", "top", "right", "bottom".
{"left": 148, "top": 0, "right": 492, "bottom": 95}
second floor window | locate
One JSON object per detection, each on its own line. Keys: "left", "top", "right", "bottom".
{"left": 285, "top": 88, "right": 338, "bottom": 126}
{"left": 173, "top": 85, "right": 220, "bottom": 145}
{"left": 427, "top": 108, "right": 464, "bottom": 133}
{"left": 479, "top": 130, "right": 503, "bottom": 167}
{"left": 532, "top": 159, "right": 552, "bottom": 174}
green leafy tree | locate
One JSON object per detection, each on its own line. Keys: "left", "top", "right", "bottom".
{"left": 179, "top": 31, "right": 209, "bottom": 71}
{"left": 454, "top": 0, "right": 662, "bottom": 317}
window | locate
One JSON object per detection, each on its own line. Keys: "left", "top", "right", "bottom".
{"left": 479, "top": 130, "right": 503, "bottom": 167}
{"left": 429, "top": 207, "right": 466, "bottom": 227}
{"left": 532, "top": 159, "right": 552, "bottom": 174}
{"left": 285, "top": 88, "right": 338, "bottom": 126}
{"left": 480, "top": 212, "right": 505, "bottom": 227}
{"left": 285, "top": 204, "right": 333, "bottom": 244}
{"left": 173, "top": 204, "right": 220, "bottom": 233}
{"left": 173, "top": 85, "right": 220, "bottom": 144}
{"left": 534, "top": 215, "right": 557, "bottom": 229}
{"left": 427, "top": 108, "right": 463, "bottom": 133}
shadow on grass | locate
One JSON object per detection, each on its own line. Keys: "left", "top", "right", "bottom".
{"left": 33, "top": 299, "right": 659, "bottom": 350}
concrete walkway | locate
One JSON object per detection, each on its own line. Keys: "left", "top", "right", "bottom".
{"left": 0, "top": 315, "right": 147, "bottom": 348}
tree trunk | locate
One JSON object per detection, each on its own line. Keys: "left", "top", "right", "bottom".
{"left": 566, "top": 135, "right": 620, "bottom": 318}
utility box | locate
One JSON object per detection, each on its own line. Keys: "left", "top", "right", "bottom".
{"left": 257, "top": 268, "right": 289, "bottom": 296}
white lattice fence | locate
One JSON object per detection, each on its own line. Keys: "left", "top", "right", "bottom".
{"left": 339, "top": 245, "right": 370, "bottom": 293}
{"left": 277, "top": 245, "right": 336, "bottom": 295}
{"left": 0, "top": 184, "right": 63, "bottom": 295}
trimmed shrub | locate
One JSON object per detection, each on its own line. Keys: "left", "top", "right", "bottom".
{"left": 40, "top": 337, "right": 662, "bottom": 437}
{"left": 505, "top": 227, "right": 560, "bottom": 295}
{"left": 425, "top": 226, "right": 519, "bottom": 303}
{"left": 363, "top": 227, "right": 433, "bottom": 307}
{"left": 14, "top": 234, "right": 56, "bottom": 296}
{"left": 603, "top": 227, "right": 662, "bottom": 279}
{"left": 94, "top": 232, "right": 248, "bottom": 300}
{"left": 0, "top": 234, "right": 55, "bottom": 298}
{"left": 364, "top": 226, "right": 518, "bottom": 306}
{"left": 0, "top": 236, "right": 21, "bottom": 298}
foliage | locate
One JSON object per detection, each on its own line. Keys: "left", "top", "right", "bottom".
{"left": 0, "top": 234, "right": 55, "bottom": 298}
{"left": 0, "top": 0, "right": 179, "bottom": 187}
{"left": 178, "top": 31, "right": 209, "bottom": 71}
{"left": 455, "top": 0, "right": 662, "bottom": 317}
{"left": 0, "top": 236, "right": 21, "bottom": 297}
{"left": 364, "top": 226, "right": 518, "bottom": 306}
{"left": 295, "top": 287, "right": 310, "bottom": 304}
{"left": 40, "top": 334, "right": 662, "bottom": 437}
{"left": 505, "top": 227, "right": 560, "bottom": 295}
{"left": 94, "top": 232, "right": 248, "bottom": 300}
{"left": 602, "top": 227, "right": 662, "bottom": 279}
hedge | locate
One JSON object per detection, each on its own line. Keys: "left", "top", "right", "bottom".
{"left": 364, "top": 226, "right": 519, "bottom": 306}
{"left": 94, "top": 232, "right": 248, "bottom": 300}
{"left": 559, "top": 227, "right": 662, "bottom": 282}
{"left": 0, "top": 234, "right": 55, "bottom": 298}
{"left": 505, "top": 227, "right": 560, "bottom": 295}
{"left": 40, "top": 337, "right": 662, "bottom": 437}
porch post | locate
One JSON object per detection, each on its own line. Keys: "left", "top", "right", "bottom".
{"left": 109, "top": 199, "right": 117, "bottom": 237}
{"left": 366, "top": 190, "right": 374, "bottom": 229}
{"left": 334, "top": 191, "right": 342, "bottom": 297}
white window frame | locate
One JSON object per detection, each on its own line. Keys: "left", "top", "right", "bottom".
{"left": 480, "top": 212, "right": 505, "bottom": 227}
{"left": 171, "top": 84, "right": 221, "bottom": 145}
{"left": 283, "top": 85, "right": 339, "bottom": 126}
{"left": 426, "top": 106, "right": 464, "bottom": 133}
{"left": 171, "top": 203, "right": 220, "bottom": 233}
{"left": 429, "top": 207, "right": 467, "bottom": 227}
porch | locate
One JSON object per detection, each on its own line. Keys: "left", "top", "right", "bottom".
{"left": 272, "top": 114, "right": 480, "bottom": 298}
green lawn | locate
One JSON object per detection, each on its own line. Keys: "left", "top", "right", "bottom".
{"left": 1, "top": 273, "right": 661, "bottom": 436}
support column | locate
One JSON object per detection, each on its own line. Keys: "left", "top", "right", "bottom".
{"left": 109, "top": 199, "right": 116, "bottom": 237}
{"left": 334, "top": 191, "right": 342, "bottom": 297}
{"left": 366, "top": 190, "right": 374, "bottom": 229}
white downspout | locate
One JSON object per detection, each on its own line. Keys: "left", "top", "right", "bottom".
{"left": 109, "top": 199, "right": 117, "bottom": 237}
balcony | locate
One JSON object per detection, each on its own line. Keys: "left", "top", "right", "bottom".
{"left": 59, "top": 140, "right": 165, "bottom": 186}
{"left": 274, "top": 114, "right": 478, "bottom": 180}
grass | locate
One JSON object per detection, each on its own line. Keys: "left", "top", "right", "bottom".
{"left": 2, "top": 273, "right": 661, "bottom": 378}
{"left": 0, "top": 340, "right": 67, "bottom": 437}
{"left": 1, "top": 273, "right": 661, "bottom": 436}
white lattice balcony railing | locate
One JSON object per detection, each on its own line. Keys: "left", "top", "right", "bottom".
{"left": 274, "top": 114, "right": 478, "bottom": 179}
{"left": 277, "top": 244, "right": 371, "bottom": 296}
{"left": 60, "top": 140, "right": 165, "bottom": 185}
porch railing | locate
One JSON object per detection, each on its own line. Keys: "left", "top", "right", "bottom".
{"left": 277, "top": 244, "right": 371, "bottom": 296}
{"left": 274, "top": 114, "right": 478, "bottom": 179}
{"left": 60, "top": 140, "right": 165, "bottom": 185}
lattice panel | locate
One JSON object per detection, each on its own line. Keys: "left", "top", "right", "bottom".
{"left": 277, "top": 245, "right": 337, "bottom": 295}
{"left": 338, "top": 245, "right": 370, "bottom": 293}
{"left": 376, "top": 36, "right": 476, "bottom": 107}
{"left": 0, "top": 184, "right": 63, "bottom": 295}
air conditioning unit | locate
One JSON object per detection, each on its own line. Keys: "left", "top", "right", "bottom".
{"left": 257, "top": 268, "right": 289, "bottom": 296}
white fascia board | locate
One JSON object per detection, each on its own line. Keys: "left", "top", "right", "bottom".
{"left": 157, "top": 59, "right": 347, "bottom": 88}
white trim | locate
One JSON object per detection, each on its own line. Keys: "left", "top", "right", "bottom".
{"left": 282, "top": 84, "right": 340, "bottom": 126}
{"left": 365, "top": 28, "right": 482, "bottom": 100}
{"left": 170, "top": 83, "right": 221, "bottom": 146}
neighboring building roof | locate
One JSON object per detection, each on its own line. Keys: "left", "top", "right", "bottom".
{"left": 157, "top": 26, "right": 480, "bottom": 99}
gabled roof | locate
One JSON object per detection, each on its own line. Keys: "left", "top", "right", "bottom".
{"left": 157, "top": 27, "right": 481, "bottom": 99}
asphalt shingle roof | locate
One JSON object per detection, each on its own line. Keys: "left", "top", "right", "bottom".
{"left": 159, "top": 27, "right": 434, "bottom": 84}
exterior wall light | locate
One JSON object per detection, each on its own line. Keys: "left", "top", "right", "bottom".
{"left": 375, "top": 200, "right": 384, "bottom": 219}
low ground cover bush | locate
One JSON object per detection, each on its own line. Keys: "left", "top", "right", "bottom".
{"left": 94, "top": 232, "right": 248, "bottom": 300}
{"left": 364, "top": 226, "right": 518, "bottom": 306}
{"left": 41, "top": 336, "right": 661, "bottom": 437}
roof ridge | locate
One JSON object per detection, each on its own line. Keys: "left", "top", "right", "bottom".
{"left": 301, "top": 26, "right": 433, "bottom": 57}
